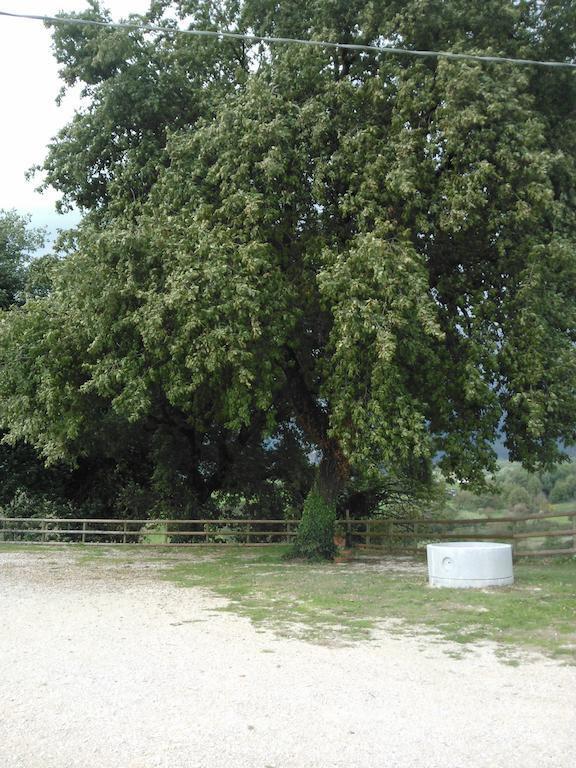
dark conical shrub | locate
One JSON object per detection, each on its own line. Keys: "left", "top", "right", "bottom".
{"left": 289, "top": 486, "right": 337, "bottom": 560}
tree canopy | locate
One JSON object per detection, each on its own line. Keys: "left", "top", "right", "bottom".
{"left": 1, "top": 0, "right": 575, "bottom": 551}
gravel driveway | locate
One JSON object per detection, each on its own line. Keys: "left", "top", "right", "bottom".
{"left": 1, "top": 549, "right": 574, "bottom": 768}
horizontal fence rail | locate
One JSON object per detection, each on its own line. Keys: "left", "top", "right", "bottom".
{"left": 0, "top": 511, "right": 574, "bottom": 557}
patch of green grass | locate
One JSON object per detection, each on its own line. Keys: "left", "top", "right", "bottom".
{"left": 550, "top": 501, "right": 576, "bottom": 516}
{"left": 141, "top": 523, "right": 169, "bottom": 545}
{"left": 0, "top": 543, "right": 64, "bottom": 554}
{"left": 162, "top": 547, "right": 576, "bottom": 661}
{"left": 3, "top": 542, "right": 574, "bottom": 661}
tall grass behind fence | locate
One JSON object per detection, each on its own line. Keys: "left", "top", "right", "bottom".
{"left": 0, "top": 510, "right": 574, "bottom": 557}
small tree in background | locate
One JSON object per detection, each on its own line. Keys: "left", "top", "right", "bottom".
{"left": 0, "top": 209, "right": 45, "bottom": 308}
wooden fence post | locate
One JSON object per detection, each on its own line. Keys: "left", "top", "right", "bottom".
{"left": 82, "top": 521, "right": 87, "bottom": 544}
{"left": 246, "top": 522, "right": 252, "bottom": 545}
{"left": 41, "top": 520, "right": 47, "bottom": 544}
{"left": 123, "top": 520, "right": 128, "bottom": 545}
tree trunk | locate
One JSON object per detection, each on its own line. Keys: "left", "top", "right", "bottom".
{"left": 282, "top": 349, "right": 350, "bottom": 558}
{"left": 316, "top": 441, "right": 349, "bottom": 505}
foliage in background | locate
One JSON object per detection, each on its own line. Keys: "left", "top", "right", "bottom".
{"left": 450, "top": 460, "right": 576, "bottom": 516}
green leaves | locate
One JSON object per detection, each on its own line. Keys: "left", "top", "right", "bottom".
{"left": 0, "top": 296, "right": 95, "bottom": 462}
{"left": 0, "top": 211, "right": 45, "bottom": 309}
{"left": 318, "top": 234, "right": 442, "bottom": 472}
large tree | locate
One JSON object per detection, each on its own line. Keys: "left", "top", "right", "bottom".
{"left": 1, "top": 0, "right": 575, "bottom": 555}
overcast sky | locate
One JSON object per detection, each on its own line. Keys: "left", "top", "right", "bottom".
{"left": 0, "top": 1, "right": 151, "bottom": 241}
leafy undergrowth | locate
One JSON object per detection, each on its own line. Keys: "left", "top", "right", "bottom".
{"left": 161, "top": 546, "right": 576, "bottom": 662}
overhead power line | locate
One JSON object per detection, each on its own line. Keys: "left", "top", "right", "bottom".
{"left": 1, "top": 9, "right": 575, "bottom": 70}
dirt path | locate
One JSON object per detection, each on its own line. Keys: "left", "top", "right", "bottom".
{"left": 1, "top": 549, "right": 574, "bottom": 768}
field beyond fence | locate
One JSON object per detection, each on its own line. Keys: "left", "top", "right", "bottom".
{"left": 1, "top": 510, "right": 575, "bottom": 557}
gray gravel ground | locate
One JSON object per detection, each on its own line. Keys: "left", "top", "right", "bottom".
{"left": 1, "top": 548, "right": 574, "bottom": 768}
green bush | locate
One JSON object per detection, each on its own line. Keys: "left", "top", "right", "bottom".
{"left": 549, "top": 475, "right": 576, "bottom": 504}
{"left": 2, "top": 489, "right": 74, "bottom": 520}
{"left": 289, "top": 487, "right": 337, "bottom": 560}
{"left": 506, "top": 485, "right": 532, "bottom": 511}
{"left": 0, "top": 490, "right": 78, "bottom": 542}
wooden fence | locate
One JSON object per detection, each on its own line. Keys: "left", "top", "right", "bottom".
{"left": 0, "top": 518, "right": 299, "bottom": 546}
{"left": 347, "top": 509, "right": 576, "bottom": 558}
{"left": 0, "top": 510, "right": 574, "bottom": 557}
